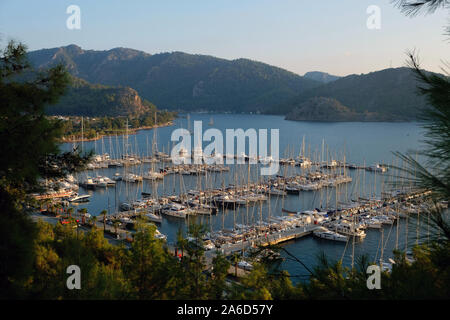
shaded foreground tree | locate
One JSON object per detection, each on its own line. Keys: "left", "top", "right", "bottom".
{"left": 0, "top": 41, "right": 89, "bottom": 298}
{"left": 391, "top": 0, "right": 449, "bottom": 240}
{"left": 124, "top": 222, "right": 173, "bottom": 299}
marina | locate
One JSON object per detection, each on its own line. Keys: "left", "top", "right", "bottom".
{"left": 29, "top": 114, "right": 438, "bottom": 278}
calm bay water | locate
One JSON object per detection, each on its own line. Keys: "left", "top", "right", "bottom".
{"left": 61, "top": 114, "right": 427, "bottom": 282}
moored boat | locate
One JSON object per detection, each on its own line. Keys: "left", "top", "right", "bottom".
{"left": 313, "top": 227, "right": 348, "bottom": 242}
{"left": 68, "top": 193, "right": 91, "bottom": 202}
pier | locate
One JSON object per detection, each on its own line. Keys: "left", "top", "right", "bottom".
{"left": 160, "top": 224, "right": 320, "bottom": 277}
{"left": 214, "top": 224, "right": 319, "bottom": 256}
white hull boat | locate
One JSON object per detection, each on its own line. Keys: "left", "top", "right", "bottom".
{"left": 313, "top": 227, "right": 348, "bottom": 242}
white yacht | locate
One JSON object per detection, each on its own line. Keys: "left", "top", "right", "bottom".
{"left": 237, "top": 260, "right": 253, "bottom": 271}
{"left": 102, "top": 176, "right": 116, "bottom": 186}
{"left": 364, "top": 218, "right": 382, "bottom": 229}
{"left": 154, "top": 229, "right": 167, "bottom": 240}
{"left": 161, "top": 203, "right": 190, "bottom": 219}
{"left": 143, "top": 170, "right": 164, "bottom": 180}
{"left": 313, "top": 227, "right": 348, "bottom": 242}
{"left": 145, "top": 211, "right": 163, "bottom": 224}
{"left": 332, "top": 221, "right": 367, "bottom": 238}
{"left": 92, "top": 176, "right": 108, "bottom": 187}
{"left": 122, "top": 173, "right": 143, "bottom": 183}
{"left": 68, "top": 193, "right": 91, "bottom": 202}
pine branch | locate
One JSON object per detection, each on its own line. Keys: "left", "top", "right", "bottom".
{"left": 392, "top": 0, "right": 450, "bottom": 16}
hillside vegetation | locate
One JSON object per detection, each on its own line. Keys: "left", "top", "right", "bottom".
{"left": 276, "top": 68, "right": 430, "bottom": 120}
{"left": 28, "top": 45, "right": 320, "bottom": 113}
{"left": 46, "top": 76, "right": 159, "bottom": 118}
{"left": 29, "top": 46, "right": 439, "bottom": 120}
{"left": 285, "top": 97, "right": 391, "bottom": 121}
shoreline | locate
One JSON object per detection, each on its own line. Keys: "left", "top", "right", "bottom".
{"left": 59, "top": 121, "right": 174, "bottom": 143}
{"left": 176, "top": 112, "right": 418, "bottom": 123}
{"left": 283, "top": 116, "right": 416, "bottom": 123}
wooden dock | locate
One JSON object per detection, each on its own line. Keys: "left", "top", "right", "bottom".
{"left": 32, "top": 191, "right": 74, "bottom": 200}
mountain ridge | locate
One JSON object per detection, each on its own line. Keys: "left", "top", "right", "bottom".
{"left": 28, "top": 45, "right": 321, "bottom": 113}
{"left": 273, "top": 67, "right": 434, "bottom": 120}
{"left": 28, "top": 45, "right": 439, "bottom": 120}
{"left": 304, "top": 71, "right": 341, "bottom": 83}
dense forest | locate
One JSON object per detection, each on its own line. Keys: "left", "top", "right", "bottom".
{"left": 276, "top": 68, "right": 430, "bottom": 120}
{"left": 284, "top": 97, "right": 392, "bottom": 122}
{"left": 46, "top": 76, "right": 157, "bottom": 118}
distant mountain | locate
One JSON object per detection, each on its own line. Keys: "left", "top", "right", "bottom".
{"left": 285, "top": 97, "right": 391, "bottom": 122}
{"left": 274, "top": 68, "right": 431, "bottom": 120}
{"left": 46, "top": 76, "right": 158, "bottom": 117}
{"left": 28, "top": 45, "right": 321, "bottom": 113}
{"left": 304, "top": 71, "right": 340, "bottom": 83}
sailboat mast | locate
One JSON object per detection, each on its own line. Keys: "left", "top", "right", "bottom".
{"left": 81, "top": 116, "right": 84, "bottom": 154}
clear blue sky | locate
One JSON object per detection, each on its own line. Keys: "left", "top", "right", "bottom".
{"left": 0, "top": 0, "right": 448, "bottom": 76}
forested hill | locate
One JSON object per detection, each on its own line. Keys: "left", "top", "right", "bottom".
{"left": 45, "top": 76, "right": 160, "bottom": 118}
{"left": 285, "top": 97, "right": 394, "bottom": 122}
{"left": 28, "top": 45, "right": 321, "bottom": 112}
{"left": 29, "top": 46, "right": 436, "bottom": 120}
{"left": 273, "top": 67, "right": 432, "bottom": 120}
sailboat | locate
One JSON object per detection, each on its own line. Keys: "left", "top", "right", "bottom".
{"left": 143, "top": 171, "right": 164, "bottom": 180}
{"left": 144, "top": 112, "right": 165, "bottom": 181}
{"left": 161, "top": 202, "right": 190, "bottom": 219}
{"left": 146, "top": 211, "right": 163, "bottom": 224}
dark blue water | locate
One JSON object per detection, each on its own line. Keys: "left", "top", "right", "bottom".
{"left": 61, "top": 114, "right": 427, "bottom": 282}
